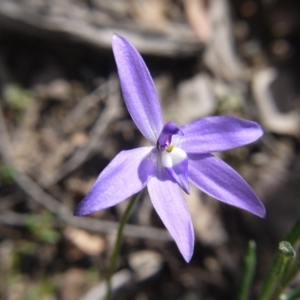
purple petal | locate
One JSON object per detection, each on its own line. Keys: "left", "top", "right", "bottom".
{"left": 161, "top": 147, "right": 190, "bottom": 194}
{"left": 112, "top": 34, "right": 163, "bottom": 144}
{"left": 179, "top": 116, "right": 263, "bottom": 154}
{"left": 188, "top": 153, "right": 266, "bottom": 217}
{"left": 165, "top": 162, "right": 190, "bottom": 194}
{"left": 74, "top": 147, "right": 156, "bottom": 216}
{"left": 148, "top": 168, "right": 194, "bottom": 262}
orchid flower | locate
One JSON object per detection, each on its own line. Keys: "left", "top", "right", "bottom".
{"left": 74, "top": 34, "right": 265, "bottom": 262}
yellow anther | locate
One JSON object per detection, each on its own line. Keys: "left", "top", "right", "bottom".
{"left": 166, "top": 145, "right": 175, "bottom": 153}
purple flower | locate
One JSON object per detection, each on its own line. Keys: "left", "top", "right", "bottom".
{"left": 74, "top": 34, "right": 265, "bottom": 262}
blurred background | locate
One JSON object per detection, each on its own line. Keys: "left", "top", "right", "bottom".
{"left": 0, "top": 0, "right": 300, "bottom": 299}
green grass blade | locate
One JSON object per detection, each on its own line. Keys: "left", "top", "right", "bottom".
{"left": 237, "top": 240, "right": 257, "bottom": 300}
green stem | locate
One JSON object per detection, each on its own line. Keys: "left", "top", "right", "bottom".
{"left": 282, "top": 245, "right": 300, "bottom": 286}
{"left": 258, "top": 242, "right": 295, "bottom": 300}
{"left": 259, "top": 216, "right": 300, "bottom": 300}
{"left": 271, "top": 242, "right": 295, "bottom": 299}
{"left": 237, "top": 240, "right": 256, "bottom": 300}
{"left": 105, "top": 193, "right": 140, "bottom": 300}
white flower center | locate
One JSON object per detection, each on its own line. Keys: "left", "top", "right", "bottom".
{"left": 161, "top": 146, "right": 187, "bottom": 168}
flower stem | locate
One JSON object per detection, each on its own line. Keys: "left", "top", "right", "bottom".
{"left": 105, "top": 193, "right": 140, "bottom": 300}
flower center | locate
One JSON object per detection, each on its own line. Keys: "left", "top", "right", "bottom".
{"left": 166, "top": 144, "right": 175, "bottom": 152}
{"left": 157, "top": 122, "right": 183, "bottom": 151}
{"left": 157, "top": 122, "right": 189, "bottom": 194}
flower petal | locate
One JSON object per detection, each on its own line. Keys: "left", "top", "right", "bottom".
{"left": 148, "top": 168, "right": 194, "bottom": 262}
{"left": 178, "top": 116, "right": 263, "bottom": 153}
{"left": 112, "top": 34, "right": 163, "bottom": 144}
{"left": 188, "top": 153, "right": 266, "bottom": 217}
{"left": 161, "top": 148, "right": 190, "bottom": 194}
{"left": 74, "top": 147, "right": 156, "bottom": 216}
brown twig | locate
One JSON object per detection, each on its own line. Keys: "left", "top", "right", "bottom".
{"left": 0, "top": 0, "right": 202, "bottom": 57}
{"left": 0, "top": 210, "right": 171, "bottom": 241}
{"left": 0, "top": 102, "right": 171, "bottom": 241}
{"left": 40, "top": 75, "right": 121, "bottom": 187}
{"left": 61, "top": 82, "right": 116, "bottom": 134}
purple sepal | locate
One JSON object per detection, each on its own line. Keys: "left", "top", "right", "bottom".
{"left": 180, "top": 116, "right": 263, "bottom": 154}
{"left": 112, "top": 34, "right": 163, "bottom": 144}
{"left": 188, "top": 153, "right": 266, "bottom": 218}
{"left": 148, "top": 168, "right": 194, "bottom": 262}
{"left": 74, "top": 147, "right": 156, "bottom": 216}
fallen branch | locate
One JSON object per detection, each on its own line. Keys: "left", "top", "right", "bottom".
{"left": 40, "top": 75, "right": 121, "bottom": 187}
{"left": 0, "top": 0, "right": 202, "bottom": 57}
{"left": 252, "top": 68, "right": 300, "bottom": 137}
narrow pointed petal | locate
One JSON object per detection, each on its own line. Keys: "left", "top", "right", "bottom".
{"left": 112, "top": 34, "right": 163, "bottom": 143}
{"left": 74, "top": 147, "right": 156, "bottom": 216}
{"left": 188, "top": 153, "right": 266, "bottom": 217}
{"left": 161, "top": 148, "right": 190, "bottom": 194}
{"left": 148, "top": 169, "right": 194, "bottom": 262}
{"left": 179, "top": 116, "right": 263, "bottom": 154}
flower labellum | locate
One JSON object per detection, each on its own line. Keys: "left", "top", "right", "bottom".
{"left": 74, "top": 34, "right": 266, "bottom": 262}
